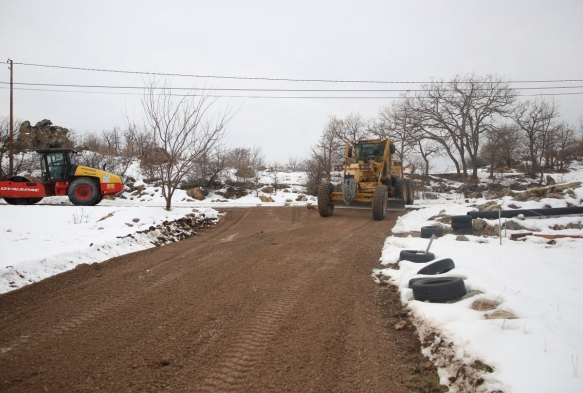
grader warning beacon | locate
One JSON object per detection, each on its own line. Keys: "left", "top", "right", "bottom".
{"left": 318, "top": 139, "right": 414, "bottom": 220}
{"left": 0, "top": 148, "right": 124, "bottom": 206}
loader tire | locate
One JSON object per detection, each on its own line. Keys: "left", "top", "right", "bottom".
{"left": 406, "top": 180, "right": 415, "bottom": 205}
{"left": 318, "top": 183, "right": 335, "bottom": 217}
{"left": 372, "top": 184, "right": 388, "bottom": 220}
{"left": 68, "top": 177, "right": 101, "bottom": 206}
{"left": 412, "top": 277, "right": 466, "bottom": 303}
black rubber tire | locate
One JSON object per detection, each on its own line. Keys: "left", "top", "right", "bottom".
{"left": 3, "top": 197, "right": 42, "bottom": 205}
{"left": 409, "top": 277, "right": 429, "bottom": 288}
{"left": 412, "top": 277, "right": 466, "bottom": 303}
{"left": 395, "top": 179, "right": 406, "bottom": 201}
{"left": 399, "top": 250, "right": 436, "bottom": 263}
{"left": 68, "top": 177, "right": 101, "bottom": 206}
{"left": 420, "top": 225, "right": 444, "bottom": 238}
{"left": 451, "top": 222, "right": 473, "bottom": 235}
{"left": 405, "top": 180, "right": 415, "bottom": 205}
{"left": 372, "top": 184, "right": 388, "bottom": 221}
{"left": 3, "top": 197, "right": 23, "bottom": 205}
{"left": 318, "top": 183, "right": 335, "bottom": 217}
{"left": 27, "top": 197, "right": 44, "bottom": 205}
{"left": 451, "top": 215, "right": 472, "bottom": 224}
{"left": 417, "top": 258, "right": 455, "bottom": 275}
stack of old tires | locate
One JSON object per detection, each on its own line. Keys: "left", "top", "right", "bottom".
{"left": 451, "top": 215, "right": 473, "bottom": 235}
{"left": 399, "top": 245, "right": 466, "bottom": 303}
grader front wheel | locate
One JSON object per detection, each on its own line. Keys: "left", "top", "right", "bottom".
{"left": 318, "top": 183, "right": 335, "bottom": 217}
{"left": 372, "top": 184, "right": 388, "bottom": 220}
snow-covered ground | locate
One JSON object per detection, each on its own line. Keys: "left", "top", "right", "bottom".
{"left": 377, "top": 168, "right": 583, "bottom": 393}
{"left": 1, "top": 164, "right": 583, "bottom": 393}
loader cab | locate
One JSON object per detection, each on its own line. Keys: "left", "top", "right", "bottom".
{"left": 37, "top": 148, "right": 77, "bottom": 182}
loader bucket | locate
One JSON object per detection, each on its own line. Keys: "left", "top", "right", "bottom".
{"left": 387, "top": 199, "right": 406, "bottom": 211}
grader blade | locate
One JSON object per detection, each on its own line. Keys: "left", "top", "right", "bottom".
{"left": 387, "top": 199, "right": 406, "bottom": 211}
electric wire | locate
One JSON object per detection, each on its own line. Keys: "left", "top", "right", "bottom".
{"left": 2, "top": 81, "right": 583, "bottom": 92}
{"left": 2, "top": 60, "right": 583, "bottom": 85}
{"left": 1, "top": 86, "right": 582, "bottom": 99}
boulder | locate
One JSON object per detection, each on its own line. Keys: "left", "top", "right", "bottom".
{"left": 16, "top": 119, "right": 75, "bottom": 151}
{"left": 473, "top": 218, "right": 486, "bottom": 233}
{"left": 295, "top": 194, "right": 307, "bottom": 202}
{"left": 186, "top": 187, "right": 205, "bottom": 201}
{"left": 261, "top": 186, "right": 274, "bottom": 194}
{"left": 259, "top": 196, "right": 274, "bottom": 203}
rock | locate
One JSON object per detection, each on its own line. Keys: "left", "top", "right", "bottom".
{"left": 186, "top": 187, "right": 205, "bottom": 201}
{"left": 545, "top": 193, "right": 563, "bottom": 199}
{"left": 394, "top": 321, "right": 407, "bottom": 330}
{"left": 484, "top": 203, "right": 502, "bottom": 212}
{"left": 505, "top": 220, "right": 523, "bottom": 230}
{"left": 456, "top": 235, "right": 469, "bottom": 241}
{"left": 546, "top": 175, "right": 556, "bottom": 186}
{"left": 471, "top": 299, "right": 499, "bottom": 311}
{"left": 296, "top": 194, "right": 307, "bottom": 202}
{"left": 16, "top": 119, "right": 75, "bottom": 151}
{"left": 473, "top": 219, "right": 486, "bottom": 233}
{"left": 259, "top": 196, "right": 274, "bottom": 203}
{"left": 132, "top": 218, "right": 140, "bottom": 223}
{"left": 261, "top": 186, "right": 274, "bottom": 194}
{"left": 306, "top": 204, "right": 316, "bottom": 210}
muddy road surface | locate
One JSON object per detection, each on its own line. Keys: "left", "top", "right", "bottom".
{"left": 0, "top": 207, "right": 442, "bottom": 392}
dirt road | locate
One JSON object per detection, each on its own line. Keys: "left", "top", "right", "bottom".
{"left": 0, "top": 207, "right": 442, "bottom": 392}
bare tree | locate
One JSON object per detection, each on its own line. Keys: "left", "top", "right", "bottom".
{"left": 311, "top": 117, "right": 343, "bottom": 181}
{"left": 335, "top": 113, "right": 371, "bottom": 143}
{"left": 545, "top": 122, "right": 578, "bottom": 171}
{"left": 287, "top": 156, "right": 300, "bottom": 172}
{"left": 375, "top": 99, "right": 419, "bottom": 162}
{"left": 513, "top": 97, "right": 559, "bottom": 180}
{"left": 139, "top": 81, "right": 232, "bottom": 210}
{"left": 408, "top": 74, "right": 516, "bottom": 179}
{"left": 269, "top": 161, "right": 281, "bottom": 195}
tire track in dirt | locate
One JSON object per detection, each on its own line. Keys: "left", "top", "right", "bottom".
{"left": 195, "top": 270, "right": 311, "bottom": 392}
{"left": 0, "top": 271, "right": 182, "bottom": 360}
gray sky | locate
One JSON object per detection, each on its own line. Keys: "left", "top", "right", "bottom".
{"left": 1, "top": 0, "right": 582, "bottom": 163}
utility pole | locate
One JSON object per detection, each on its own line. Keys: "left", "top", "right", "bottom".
{"left": 8, "top": 59, "right": 14, "bottom": 178}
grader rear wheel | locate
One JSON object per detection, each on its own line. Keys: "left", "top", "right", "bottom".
{"left": 405, "top": 179, "right": 415, "bottom": 205}
{"left": 372, "top": 184, "right": 388, "bottom": 221}
{"left": 317, "top": 183, "right": 335, "bottom": 217}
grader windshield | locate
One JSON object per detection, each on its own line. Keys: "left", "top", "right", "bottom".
{"left": 355, "top": 141, "right": 386, "bottom": 160}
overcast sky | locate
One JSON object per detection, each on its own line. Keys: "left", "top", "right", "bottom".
{"left": 1, "top": 0, "right": 582, "bottom": 163}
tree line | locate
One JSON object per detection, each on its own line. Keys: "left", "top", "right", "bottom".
{"left": 306, "top": 73, "right": 583, "bottom": 193}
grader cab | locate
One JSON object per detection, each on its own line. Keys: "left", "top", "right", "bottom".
{"left": 318, "top": 139, "right": 414, "bottom": 220}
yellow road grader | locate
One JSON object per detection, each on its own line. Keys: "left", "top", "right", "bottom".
{"left": 318, "top": 139, "right": 414, "bottom": 220}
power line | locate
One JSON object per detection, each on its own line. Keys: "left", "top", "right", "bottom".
{"left": 2, "top": 86, "right": 582, "bottom": 99}
{"left": 2, "top": 81, "right": 583, "bottom": 92}
{"left": 3, "top": 61, "right": 583, "bottom": 85}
